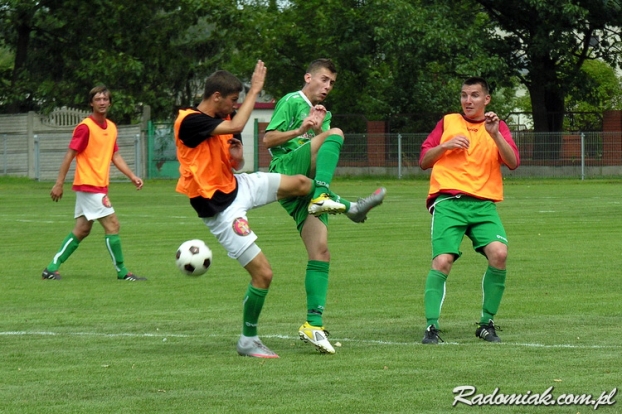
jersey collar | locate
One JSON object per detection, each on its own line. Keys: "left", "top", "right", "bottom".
{"left": 296, "top": 90, "right": 313, "bottom": 108}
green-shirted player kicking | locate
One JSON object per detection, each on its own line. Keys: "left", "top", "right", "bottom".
{"left": 263, "top": 58, "right": 386, "bottom": 354}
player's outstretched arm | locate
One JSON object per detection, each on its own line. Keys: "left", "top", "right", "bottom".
{"left": 215, "top": 60, "right": 267, "bottom": 135}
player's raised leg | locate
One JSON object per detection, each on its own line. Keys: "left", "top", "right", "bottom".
{"left": 307, "top": 129, "right": 348, "bottom": 216}
{"left": 345, "top": 187, "right": 387, "bottom": 223}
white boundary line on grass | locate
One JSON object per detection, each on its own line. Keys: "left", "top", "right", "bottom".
{"left": 1, "top": 331, "right": 620, "bottom": 349}
{"left": 0, "top": 331, "right": 191, "bottom": 338}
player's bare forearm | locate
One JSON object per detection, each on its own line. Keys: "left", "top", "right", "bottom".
{"left": 495, "top": 136, "right": 518, "bottom": 169}
{"left": 263, "top": 128, "right": 304, "bottom": 149}
{"left": 54, "top": 150, "right": 76, "bottom": 185}
{"left": 112, "top": 153, "right": 143, "bottom": 189}
{"left": 420, "top": 137, "right": 469, "bottom": 170}
{"left": 50, "top": 149, "right": 77, "bottom": 201}
{"left": 229, "top": 60, "right": 266, "bottom": 131}
{"left": 419, "top": 147, "right": 444, "bottom": 170}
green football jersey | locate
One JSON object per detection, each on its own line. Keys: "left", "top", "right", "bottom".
{"left": 266, "top": 91, "right": 332, "bottom": 158}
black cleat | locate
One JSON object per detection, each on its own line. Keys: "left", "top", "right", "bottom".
{"left": 475, "top": 320, "right": 501, "bottom": 342}
{"left": 119, "top": 272, "right": 147, "bottom": 281}
{"left": 422, "top": 325, "right": 444, "bottom": 344}
{"left": 42, "top": 268, "right": 61, "bottom": 280}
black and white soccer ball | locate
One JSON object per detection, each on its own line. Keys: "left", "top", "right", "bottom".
{"left": 175, "top": 239, "right": 212, "bottom": 276}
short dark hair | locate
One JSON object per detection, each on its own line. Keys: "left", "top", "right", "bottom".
{"left": 89, "top": 85, "right": 111, "bottom": 104}
{"left": 463, "top": 77, "right": 490, "bottom": 95}
{"left": 203, "top": 70, "right": 243, "bottom": 100}
{"left": 306, "top": 58, "right": 337, "bottom": 75}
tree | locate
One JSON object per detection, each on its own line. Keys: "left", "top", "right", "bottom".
{"left": 473, "top": 0, "right": 622, "bottom": 152}
{"left": 0, "top": 0, "right": 241, "bottom": 121}
{"left": 231, "top": 0, "right": 522, "bottom": 133}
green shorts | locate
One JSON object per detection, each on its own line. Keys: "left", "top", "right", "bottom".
{"left": 430, "top": 194, "right": 508, "bottom": 260}
{"left": 268, "top": 143, "right": 329, "bottom": 233}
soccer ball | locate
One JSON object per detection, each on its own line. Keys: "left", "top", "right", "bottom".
{"left": 175, "top": 239, "right": 212, "bottom": 276}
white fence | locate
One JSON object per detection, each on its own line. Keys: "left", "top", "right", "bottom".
{"left": 0, "top": 110, "right": 145, "bottom": 181}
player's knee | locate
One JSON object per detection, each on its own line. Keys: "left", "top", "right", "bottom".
{"left": 486, "top": 243, "right": 508, "bottom": 268}
{"left": 489, "top": 251, "right": 507, "bottom": 269}
{"left": 74, "top": 228, "right": 90, "bottom": 240}
{"left": 279, "top": 174, "right": 311, "bottom": 198}
{"left": 295, "top": 175, "right": 312, "bottom": 195}
{"left": 253, "top": 267, "right": 273, "bottom": 288}
{"left": 73, "top": 223, "right": 91, "bottom": 240}
{"left": 432, "top": 254, "right": 453, "bottom": 274}
{"left": 309, "top": 246, "right": 330, "bottom": 262}
{"left": 108, "top": 222, "right": 120, "bottom": 234}
{"left": 328, "top": 127, "right": 344, "bottom": 138}
{"left": 100, "top": 214, "right": 120, "bottom": 234}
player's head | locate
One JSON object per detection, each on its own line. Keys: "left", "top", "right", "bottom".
{"left": 203, "top": 70, "right": 244, "bottom": 117}
{"left": 302, "top": 58, "right": 337, "bottom": 104}
{"left": 463, "top": 77, "right": 490, "bottom": 95}
{"left": 89, "top": 85, "right": 111, "bottom": 114}
{"left": 89, "top": 85, "right": 111, "bottom": 103}
{"left": 460, "top": 77, "right": 491, "bottom": 120}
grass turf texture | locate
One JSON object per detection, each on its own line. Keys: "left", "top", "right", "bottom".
{"left": 0, "top": 176, "right": 620, "bottom": 413}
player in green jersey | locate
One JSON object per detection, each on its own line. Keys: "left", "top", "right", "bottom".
{"left": 264, "top": 58, "right": 386, "bottom": 354}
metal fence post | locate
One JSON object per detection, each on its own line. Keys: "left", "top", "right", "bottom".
{"left": 3, "top": 134, "right": 6, "bottom": 175}
{"left": 254, "top": 118, "right": 259, "bottom": 172}
{"left": 580, "top": 132, "right": 585, "bottom": 180}
{"left": 135, "top": 134, "right": 141, "bottom": 178}
{"left": 34, "top": 134, "right": 40, "bottom": 181}
{"left": 397, "top": 133, "right": 402, "bottom": 179}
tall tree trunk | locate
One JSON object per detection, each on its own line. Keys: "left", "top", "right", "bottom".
{"left": 528, "top": 57, "right": 565, "bottom": 159}
{"left": 7, "top": 14, "right": 32, "bottom": 113}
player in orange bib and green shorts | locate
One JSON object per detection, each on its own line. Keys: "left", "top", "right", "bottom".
{"left": 418, "top": 77, "right": 520, "bottom": 344}
{"left": 264, "top": 58, "right": 386, "bottom": 354}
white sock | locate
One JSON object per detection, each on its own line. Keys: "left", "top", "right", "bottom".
{"left": 239, "top": 334, "right": 258, "bottom": 345}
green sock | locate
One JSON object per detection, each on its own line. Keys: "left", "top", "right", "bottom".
{"left": 305, "top": 260, "right": 329, "bottom": 327}
{"left": 47, "top": 232, "right": 81, "bottom": 271}
{"left": 242, "top": 284, "right": 268, "bottom": 337}
{"left": 326, "top": 188, "right": 351, "bottom": 211}
{"left": 313, "top": 134, "right": 343, "bottom": 199}
{"left": 424, "top": 269, "right": 447, "bottom": 329}
{"left": 105, "top": 234, "right": 129, "bottom": 278}
{"left": 481, "top": 266, "right": 506, "bottom": 324}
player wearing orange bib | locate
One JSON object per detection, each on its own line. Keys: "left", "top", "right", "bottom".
{"left": 419, "top": 77, "right": 520, "bottom": 344}
{"left": 175, "top": 61, "right": 333, "bottom": 359}
{"left": 42, "top": 85, "right": 145, "bottom": 281}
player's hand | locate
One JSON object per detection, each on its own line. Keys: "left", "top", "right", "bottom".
{"left": 484, "top": 111, "right": 500, "bottom": 136}
{"left": 310, "top": 105, "right": 327, "bottom": 126}
{"left": 228, "top": 138, "right": 244, "bottom": 170}
{"left": 50, "top": 183, "right": 63, "bottom": 202}
{"left": 442, "top": 135, "right": 470, "bottom": 150}
{"left": 298, "top": 116, "right": 316, "bottom": 135}
{"left": 249, "top": 60, "right": 266, "bottom": 94}
{"left": 132, "top": 176, "right": 143, "bottom": 190}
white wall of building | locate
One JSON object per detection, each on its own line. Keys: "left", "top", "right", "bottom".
{"left": 240, "top": 107, "right": 274, "bottom": 171}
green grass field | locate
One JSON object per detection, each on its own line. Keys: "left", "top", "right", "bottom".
{"left": 0, "top": 176, "right": 620, "bottom": 413}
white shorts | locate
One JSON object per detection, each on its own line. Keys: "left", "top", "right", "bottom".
{"left": 201, "top": 172, "right": 281, "bottom": 266}
{"left": 75, "top": 192, "right": 115, "bottom": 221}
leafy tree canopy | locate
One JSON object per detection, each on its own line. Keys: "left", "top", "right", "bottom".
{"left": 0, "top": 0, "right": 620, "bottom": 139}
